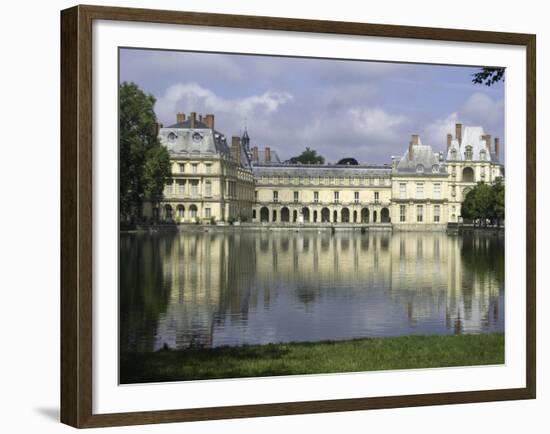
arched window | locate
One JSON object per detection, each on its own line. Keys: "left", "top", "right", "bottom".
{"left": 164, "top": 205, "right": 173, "bottom": 221}
{"left": 341, "top": 208, "right": 350, "bottom": 223}
{"left": 281, "top": 207, "right": 290, "bottom": 222}
{"left": 416, "top": 164, "right": 424, "bottom": 173}
{"left": 176, "top": 205, "right": 185, "bottom": 218}
{"left": 462, "top": 167, "right": 475, "bottom": 182}
{"left": 260, "top": 207, "right": 269, "bottom": 222}
{"left": 361, "top": 208, "right": 369, "bottom": 223}
{"left": 381, "top": 208, "right": 390, "bottom": 223}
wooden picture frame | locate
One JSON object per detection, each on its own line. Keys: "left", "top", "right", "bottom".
{"left": 61, "top": 4, "right": 536, "bottom": 428}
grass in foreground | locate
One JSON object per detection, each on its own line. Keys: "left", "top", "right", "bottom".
{"left": 120, "top": 333, "right": 504, "bottom": 384}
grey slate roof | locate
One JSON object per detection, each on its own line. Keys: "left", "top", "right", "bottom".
{"left": 253, "top": 164, "right": 391, "bottom": 178}
{"left": 396, "top": 137, "right": 446, "bottom": 175}
{"left": 159, "top": 126, "right": 230, "bottom": 156}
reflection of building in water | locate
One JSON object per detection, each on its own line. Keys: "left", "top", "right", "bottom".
{"left": 149, "top": 232, "right": 503, "bottom": 350}
{"left": 388, "top": 233, "right": 502, "bottom": 333}
{"left": 154, "top": 234, "right": 224, "bottom": 349}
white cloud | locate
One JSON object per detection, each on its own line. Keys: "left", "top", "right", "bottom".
{"left": 155, "top": 82, "right": 293, "bottom": 127}
{"left": 461, "top": 92, "right": 504, "bottom": 128}
{"left": 424, "top": 112, "right": 459, "bottom": 148}
{"left": 422, "top": 92, "right": 504, "bottom": 151}
{"left": 349, "top": 107, "right": 407, "bottom": 141}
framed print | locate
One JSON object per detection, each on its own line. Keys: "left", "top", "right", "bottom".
{"left": 60, "top": 4, "right": 536, "bottom": 428}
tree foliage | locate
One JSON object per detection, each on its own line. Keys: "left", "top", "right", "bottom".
{"left": 120, "top": 82, "right": 171, "bottom": 223}
{"left": 460, "top": 179, "right": 505, "bottom": 226}
{"left": 472, "top": 67, "right": 505, "bottom": 86}
{"left": 288, "top": 147, "right": 325, "bottom": 164}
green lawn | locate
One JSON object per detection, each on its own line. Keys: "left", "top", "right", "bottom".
{"left": 120, "top": 333, "right": 504, "bottom": 384}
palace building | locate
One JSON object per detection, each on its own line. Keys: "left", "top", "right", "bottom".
{"left": 153, "top": 112, "right": 504, "bottom": 230}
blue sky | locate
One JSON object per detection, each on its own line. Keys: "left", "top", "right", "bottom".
{"left": 119, "top": 48, "right": 505, "bottom": 164}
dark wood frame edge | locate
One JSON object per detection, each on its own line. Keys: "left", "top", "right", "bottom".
{"left": 60, "top": 4, "right": 536, "bottom": 428}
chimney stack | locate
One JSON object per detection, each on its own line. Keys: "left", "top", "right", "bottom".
{"left": 204, "top": 113, "right": 215, "bottom": 129}
{"left": 455, "top": 123, "right": 463, "bottom": 143}
{"left": 485, "top": 134, "right": 492, "bottom": 152}
{"left": 447, "top": 134, "right": 452, "bottom": 151}
{"left": 411, "top": 134, "right": 419, "bottom": 146}
{"left": 231, "top": 136, "right": 242, "bottom": 164}
{"left": 494, "top": 137, "right": 500, "bottom": 161}
{"left": 251, "top": 146, "right": 259, "bottom": 161}
{"left": 408, "top": 141, "right": 414, "bottom": 161}
{"left": 176, "top": 112, "right": 185, "bottom": 124}
{"left": 189, "top": 112, "right": 196, "bottom": 129}
{"left": 265, "top": 146, "right": 271, "bottom": 163}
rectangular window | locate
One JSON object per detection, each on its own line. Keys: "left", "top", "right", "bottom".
{"left": 192, "top": 164, "right": 198, "bottom": 174}
{"left": 179, "top": 163, "right": 185, "bottom": 173}
{"left": 294, "top": 191, "right": 299, "bottom": 203}
{"left": 255, "top": 190, "right": 258, "bottom": 201}
{"left": 400, "top": 205, "right": 406, "bottom": 222}
{"left": 314, "top": 191, "right": 319, "bottom": 203}
{"left": 205, "top": 208, "right": 211, "bottom": 218}
{"left": 273, "top": 191, "right": 279, "bottom": 202}
{"left": 354, "top": 191, "right": 359, "bottom": 203}
{"left": 374, "top": 191, "right": 379, "bottom": 203}
{"left": 205, "top": 181, "right": 212, "bottom": 197}
{"left": 399, "top": 183, "right": 407, "bottom": 199}
{"left": 417, "top": 205, "right": 424, "bottom": 222}
{"left": 433, "top": 183, "right": 441, "bottom": 199}
{"left": 416, "top": 183, "right": 424, "bottom": 199}
{"left": 334, "top": 191, "right": 339, "bottom": 203}
{"left": 177, "top": 180, "right": 185, "bottom": 196}
{"left": 205, "top": 164, "right": 212, "bottom": 174}
{"left": 190, "top": 180, "right": 199, "bottom": 197}
{"left": 434, "top": 205, "right": 441, "bottom": 222}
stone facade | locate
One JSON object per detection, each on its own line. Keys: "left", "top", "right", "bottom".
{"left": 151, "top": 112, "right": 255, "bottom": 223}
{"left": 155, "top": 113, "right": 503, "bottom": 229}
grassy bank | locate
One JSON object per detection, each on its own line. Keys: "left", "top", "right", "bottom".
{"left": 120, "top": 333, "right": 504, "bottom": 384}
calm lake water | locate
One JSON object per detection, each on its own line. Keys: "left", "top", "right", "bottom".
{"left": 120, "top": 230, "right": 504, "bottom": 352}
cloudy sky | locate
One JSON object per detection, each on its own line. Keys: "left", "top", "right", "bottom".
{"left": 119, "top": 48, "right": 505, "bottom": 164}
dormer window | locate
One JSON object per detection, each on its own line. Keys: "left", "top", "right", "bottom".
{"left": 168, "top": 132, "right": 177, "bottom": 142}
{"left": 416, "top": 164, "right": 424, "bottom": 173}
{"left": 451, "top": 149, "right": 457, "bottom": 160}
{"left": 465, "top": 145, "right": 473, "bottom": 160}
{"left": 479, "top": 149, "right": 486, "bottom": 160}
{"left": 432, "top": 164, "right": 439, "bottom": 173}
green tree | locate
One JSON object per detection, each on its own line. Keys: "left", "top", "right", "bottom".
{"left": 288, "top": 147, "right": 325, "bottom": 164}
{"left": 472, "top": 67, "right": 505, "bottom": 86}
{"left": 119, "top": 82, "right": 171, "bottom": 223}
{"left": 491, "top": 178, "right": 505, "bottom": 227}
{"left": 461, "top": 188, "right": 476, "bottom": 222}
{"left": 461, "top": 181, "right": 505, "bottom": 227}
{"left": 473, "top": 182, "right": 493, "bottom": 226}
